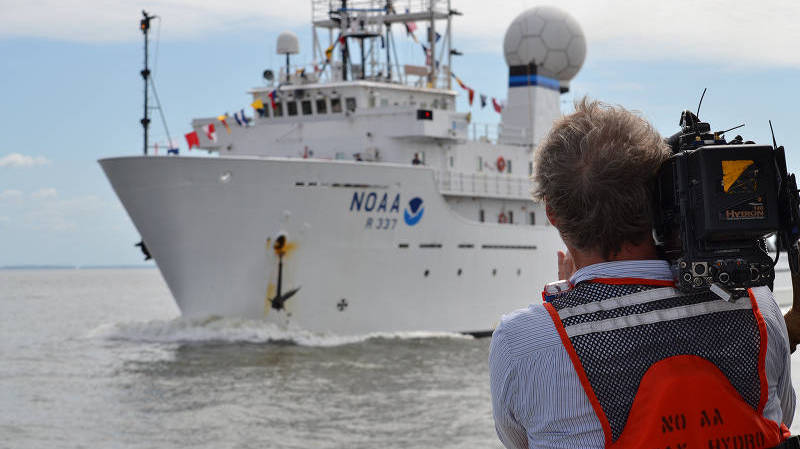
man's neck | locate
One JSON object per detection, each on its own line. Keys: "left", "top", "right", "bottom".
{"left": 569, "top": 240, "right": 660, "bottom": 271}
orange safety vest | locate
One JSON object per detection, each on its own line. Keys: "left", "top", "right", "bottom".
{"left": 543, "top": 279, "right": 790, "bottom": 449}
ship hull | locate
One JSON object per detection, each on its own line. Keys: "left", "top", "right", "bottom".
{"left": 100, "top": 156, "right": 565, "bottom": 334}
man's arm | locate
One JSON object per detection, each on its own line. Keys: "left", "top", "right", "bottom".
{"left": 489, "top": 327, "right": 528, "bottom": 449}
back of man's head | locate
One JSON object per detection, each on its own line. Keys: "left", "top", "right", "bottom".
{"left": 533, "top": 98, "right": 671, "bottom": 259}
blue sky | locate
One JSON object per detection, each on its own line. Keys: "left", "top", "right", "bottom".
{"left": 1, "top": 0, "right": 799, "bottom": 266}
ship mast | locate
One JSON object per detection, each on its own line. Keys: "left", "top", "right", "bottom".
{"left": 311, "top": 0, "right": 454, "bottom": 87}
{"left": 140, "top": 10, "right": 155, "bottom": 156}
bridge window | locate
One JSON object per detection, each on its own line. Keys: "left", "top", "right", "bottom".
{"left": 449, "top": 156, "right": 454, "bottom": 168}
{"left": 477, "top": 156, "right": 483, "bottom": 172}
{"left": 301, "top": 100, "right": 312, "bottom": 115}
{"left": 287, "top": 101, "right": 298, "bottom": 116}
{"left": 346, "top": 97, "right": 357, "bottom": 112}
{"left": 479, "top": 209, "right": 485, "bottom": 222}
{"left": 331, "top": 98, "right": 342, "bottom": 113}
{"left": 274, "top": 102, "right": 283, "bottom": 117}
{"left": 529, "top": 212, "right": 536, "bottom": 225}
{"left": 508, "top": 211, "right": 514, "bottom": 224}
{"left": 507, "top": 160, "right": 512, "bottom": 174}
{"left": 316, "top": 98, "right": 327, "bottom": 114}
{"left": 529, "top": 161, "right": 533, "bottom": 176}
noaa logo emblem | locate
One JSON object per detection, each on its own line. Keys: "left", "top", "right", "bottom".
{"left": 404, "top": 197, "right": 424, "bottom": 226}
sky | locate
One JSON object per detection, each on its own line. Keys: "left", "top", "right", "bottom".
{"left": 1, "top": 0, "right": 799, "bottom": 266}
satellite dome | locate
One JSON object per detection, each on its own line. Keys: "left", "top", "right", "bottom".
{"left": 276, "top": 31, "right": 300, "bottom": 55}
{"left": 503, "top": 6, "right": 586, "bottom": 81}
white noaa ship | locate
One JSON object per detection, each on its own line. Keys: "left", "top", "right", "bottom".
{"left": 100, "top": 1, "right": 588, "bottom": 335}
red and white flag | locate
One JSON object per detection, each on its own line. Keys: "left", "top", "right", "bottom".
{"left": 202, "top": 123, "right": 217, "bottom": 142}
{"left": 492, "top": 97, "right": 504, "bottom": 113}
{"left": 185, "top": 131, "right": 200, "bottom": 149}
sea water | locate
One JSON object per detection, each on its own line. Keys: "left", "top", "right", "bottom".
{"left": 1, "top": 268, "right": 799, "bottom": 449}
{"left": 0, "top": 269, "right": 496, "bottom": 449}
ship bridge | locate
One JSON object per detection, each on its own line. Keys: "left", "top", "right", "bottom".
{"left": 187, "top": 0, "right": 561, "bottom": 227}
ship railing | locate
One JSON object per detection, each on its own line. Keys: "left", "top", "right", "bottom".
{"left": 270, "top": 61, "right": 452, "bottom": 90}
{"left": 468, "top": 122, "right": 499, "bottom": 143}
{"left": 467, "top": 123, "right": 531, "bottom": 144}
{"left": 435, "top": 170, "right": 532, "bottom": 200}
{"left": 313, "top": 0, "right": 450, "bottom": 24}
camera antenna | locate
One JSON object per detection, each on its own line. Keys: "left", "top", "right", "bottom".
{"left": 769, "top": 120, "right": 778, "bottom": 149}
{"left": 718, "top": 123, "right": 745, "bottom": 135}
{"left": 696, "top": 88, "right": 707, "bottom": 117}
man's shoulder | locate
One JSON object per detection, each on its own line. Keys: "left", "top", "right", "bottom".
{"left": 749, "top": 285, "right": 783, "bottom": 321}
{"left": 492, "top": 303, "right": 564, "bottom": 359}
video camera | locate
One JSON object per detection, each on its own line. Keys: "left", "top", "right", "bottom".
{"left": 652, "top": 105, "right": 800, "bottom": 300}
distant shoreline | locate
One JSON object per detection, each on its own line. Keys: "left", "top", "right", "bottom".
{"left": 0, "top": 265, "right": 156, "bottom": 270}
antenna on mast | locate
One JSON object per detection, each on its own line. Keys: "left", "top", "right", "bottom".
{"left": 140, "top": 10, "right": 156, "bottom": 156}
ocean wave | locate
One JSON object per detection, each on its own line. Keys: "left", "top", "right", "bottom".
{"left": 87, "top": 317, "right": 472, "bottom": 347}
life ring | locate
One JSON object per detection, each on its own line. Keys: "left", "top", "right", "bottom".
{"left": 498, "top": 212, "right": 508, "bottom": 224}
{"left": 496, "top": 157, "right": 506, "bottom": 172}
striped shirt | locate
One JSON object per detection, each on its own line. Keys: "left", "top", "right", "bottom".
{"left": 489, "top": 260, "right": 796, "bottom": 449}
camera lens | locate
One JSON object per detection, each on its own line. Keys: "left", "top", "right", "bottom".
{"left": 718, "top": 272, "right": 730, "bottom": 283}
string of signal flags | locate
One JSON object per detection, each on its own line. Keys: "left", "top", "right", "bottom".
{"left": 183, "top": 20, "right": 503, "bottom": 151}
{"left": 402, "top": 18, "right": 505, "bottom": 114}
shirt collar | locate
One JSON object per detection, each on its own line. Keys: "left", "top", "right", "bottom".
{"left": 569, "top": 260, "right": 674, "bottom": 286}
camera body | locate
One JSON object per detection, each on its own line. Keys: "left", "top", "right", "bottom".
{"left": 653, "top": 110, "right": 800, "bottom": 299}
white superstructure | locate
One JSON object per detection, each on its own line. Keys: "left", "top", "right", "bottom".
{"left": 100, "top": 1, "right": 587, "bottom": 335}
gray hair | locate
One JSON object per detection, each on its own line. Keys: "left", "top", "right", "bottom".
{"left": 533, "top": 98, "right": 671, "bottom": 258}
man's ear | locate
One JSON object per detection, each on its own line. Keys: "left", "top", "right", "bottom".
{"left": 545, "top": 202, "right": 558, "bottom": 227}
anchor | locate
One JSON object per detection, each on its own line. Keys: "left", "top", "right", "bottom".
{"left": 268, "top": 233, "right": 300, "bottom": 310}
{"left": 135, "top": 240, "right": 152, "bottom": 261}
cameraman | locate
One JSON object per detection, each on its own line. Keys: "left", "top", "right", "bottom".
{"left": 489, "top": 99, "right": 795, "bottom": 449}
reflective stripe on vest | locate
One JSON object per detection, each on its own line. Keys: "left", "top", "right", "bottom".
{"left": 544, "top": 281, "right": 787, "bottom": 449}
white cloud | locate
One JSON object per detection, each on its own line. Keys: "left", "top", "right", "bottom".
{"left": 1, "top": 1, "right": 798, "bottom": 68}
{"left": 0, "top": 153, "right": 51, "bottom": 168}
{"left": 24, "top": 194, "right": 105, "bottom": 232}
{"left": 0, "top": 189, "right": 23, "bottom": 200}
{"left": 454, "top": 0, "right": 800, "bottom": 68}
{"left": 31, "top": 188, "right": 58, "bottom": 199}
{"left": 0, "top": 0, "right": 308, "bottom": 42}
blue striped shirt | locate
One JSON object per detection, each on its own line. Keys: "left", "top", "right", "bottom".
{"left": 489, "top": 260, "right": 796, "bottom": 449}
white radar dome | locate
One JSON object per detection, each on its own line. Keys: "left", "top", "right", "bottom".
{"left": 276, "top": 31, "right": 300, "bottom": 55}
{"left": 503, "top": 6, "right": 586, "bottom": 81}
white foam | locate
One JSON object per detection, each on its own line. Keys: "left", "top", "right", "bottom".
{"left": 87, "top": 316, "right": 473, "bottom": 347}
